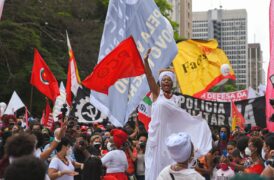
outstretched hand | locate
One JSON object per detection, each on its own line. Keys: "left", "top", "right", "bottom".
{"left": 144, "top": 48, "right": 152, "bottom": 62}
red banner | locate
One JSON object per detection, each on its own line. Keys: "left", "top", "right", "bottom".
{"left": 200, "top": 90, "right": 248, "bottom": 102}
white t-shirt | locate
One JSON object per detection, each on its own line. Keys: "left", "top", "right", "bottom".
{"left": 49, "top": 156, "right": 75, "bottom": 180}
{"left": 101, "top": 149, "right": 128, "bottom": 173}
{"left": 34, "top": 148, "right": 42, "bottom": 158}
{"left": 157, "top": 165, "right": 205, "bottom": 180}
{"left": 214, "top": 167, "right": 235, "bottom": 180}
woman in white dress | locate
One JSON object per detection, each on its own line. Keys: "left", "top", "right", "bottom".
{"left": 143, "top": 49, "right": 212, "bottom": 180}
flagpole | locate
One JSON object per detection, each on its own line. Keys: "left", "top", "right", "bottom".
{"left": 29, "top": 86, "right": 33, "bottom": 113}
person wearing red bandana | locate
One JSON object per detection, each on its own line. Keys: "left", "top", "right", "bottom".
{"left": 102, "top": 129, "right": 128, "bottom": 180}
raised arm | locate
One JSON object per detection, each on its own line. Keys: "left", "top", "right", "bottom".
{"left": 40, "top": 119, "right": 67, "bottom": 161}
{"left": 143, "top": 49, "right": 160, "bottom": 101}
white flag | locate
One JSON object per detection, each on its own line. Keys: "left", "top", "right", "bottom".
{"left": 248, "top": 86, "right": 258, "bottom": 99}
{"left": 90, "top": 0, "right": 178, "bottom": 127}
{"left": 4, "top": 91, "right": 25, "bottom": 115}
{"left": 0, "top": 0, "right": 5, "bottom": 20}
{"left": 52, "top": 82, "right": 68, "bottom": 122}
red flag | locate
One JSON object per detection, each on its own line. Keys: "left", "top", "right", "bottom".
{"left": 30, "top": 49, "right": 60, "bottom": 101}
{"left": 231, "top": 102, "right": 245, "bottom": 131}
{"left": 41, "top": 99, "right": 54, "bottom": 131}
{"left": 66, "top": 31, "right": 81, "bottom": 106}
{"left": 82, "top": 36, "right": 145, "bottom": 94}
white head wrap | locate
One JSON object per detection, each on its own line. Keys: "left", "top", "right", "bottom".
{"left": 166, "top": 132, "right": 192, "bottom": 163}
{"left": 159, "top": 71, "right": 175, "bottom": 82}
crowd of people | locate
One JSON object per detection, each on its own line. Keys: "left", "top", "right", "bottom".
{"left": 0, "top": 50, "right": 273, "bottom": 180}
{"left": 0, "top": 114, "right": 273, "bottom": 180}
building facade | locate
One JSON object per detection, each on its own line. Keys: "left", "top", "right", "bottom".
{"left": 168, "top": 0, "right": 192, "bottom": 39}
{"left": 248, "top": 43, "right": 264, "bottom": 89}
{"left": 192, "top": 9, "right": 248, "bottom": 88}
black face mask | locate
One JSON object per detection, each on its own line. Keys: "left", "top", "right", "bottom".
{"left": 93, "top": 143, "right": 101, "bottom": 150}
{"left": 42, "top": 134, "right": 50, "bottom": 143}
{"left": 33, "top": 131, "right": 44, "bottom": 148}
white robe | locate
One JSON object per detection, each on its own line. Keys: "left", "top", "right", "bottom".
{"left": 145, "top": 90, "right": 212, "bottom": 180}
{"left": 157, "top": 165, "right": 205, "bottom": 180}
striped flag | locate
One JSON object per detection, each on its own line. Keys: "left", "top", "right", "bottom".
{"left": 0, "top": 0, "right": 5, "bottom": 20}
{"left": 66, "top": 31, "right": 81, "bottom": 106}
{"left": 138, "top": 92, "right": 152, "bottom": 131}
{"left": 41, "top": 99, "right": 54, "bottom": 131}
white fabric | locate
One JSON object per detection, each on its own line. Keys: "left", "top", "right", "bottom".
{"left": 136, "top": 153, "right": 145, "bottom": 176}
{"left": 52, "top": 83, "right": 68, "bottom": 122}
{"left": 166, "top": 132, "right": 192, "bottom": 163}
{"left": 66, "top": 32, "right": 81, "bottom": 95}
{"left": 258, "top": 84, "right": 266, "bottom": 96}
{"left": 157, "top": 165, "right": 205, "bottom": 180}
{"left": 145, "top": 90, "right": 212, "bottom": 180}
{"left": 248, "top": 87, "right": 257, "bottom": 98}
{"left": 49, "top": 156, "right": 75, "bottom": 180}
{"left": 44, "top": 174, "right": 50, "bottom": 180}
{"left": 34, "top": 148, "right": 42, "bottom": 158}
{"left": 159, "top": 71, "right": 175, "bottom": 82}
{"left": 214, "top": 167, "right": 235, "bottom": 180}
{"left": 4, "top": 91, "right": 25, "bottom": 115}
{"left": 101, "top": 149, "right": 128, "bottom": 173}
{"left": 0, "top": 0, "right": 4, "bottom": 20}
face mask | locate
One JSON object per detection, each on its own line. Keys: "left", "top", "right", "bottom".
{"left": 188, "top": 157, "right": 197, "bottom": 168}
{"left": 261, "top": 149, "right": 266, "bottom": 160}
{"left": 107, "top": 142, "right": 112, "bottom": 151}
{"left": 67, "top": 147, "right": 73, "bottom": 156}
{"left": 93, "top": 142, "right": 101, "bottom": 149}
{"left": 220, "top": 132, "right": 227, "bottom": 140}
{"left": 220, "top": 163, "right": 229, "bottom": 171}
{"left": 245, "top": 147, "right": 252, "bottom": 157}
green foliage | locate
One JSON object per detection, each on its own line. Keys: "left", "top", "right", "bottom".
{"left": 209, "top": 79, "right": 238, "bottom": 92}
{"left": 155, "top": 0, "right": 173, "bottom": 17}
{"left": 0, "top": 0, "right": 179, "bottom": 117}
{"left": 0, "top": 0, "right": 103, "bottom": 116}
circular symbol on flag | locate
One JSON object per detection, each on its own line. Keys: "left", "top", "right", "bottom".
{"left": 40, "top": 68, "right": 49, "bottom": 85}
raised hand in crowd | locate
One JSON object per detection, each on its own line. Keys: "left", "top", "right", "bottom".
{"left": 39, "top": 118, "right": 68, "bottom": 161}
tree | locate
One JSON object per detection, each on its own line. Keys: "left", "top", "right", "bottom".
{"left": 0, "top": 0, "right": 104, "bottom": 116}
{"left": 0, "top": 0, "right": 179, "bottom": 117}
{"left": 209, "top": 79, "right": 238, "bottom": 92}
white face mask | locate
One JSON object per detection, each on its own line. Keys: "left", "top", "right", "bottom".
{"left": 107, "top": 142, "right": 113, "bottom": 151}
{"left": 188, "top": 157, "right": 197, "bottom": 169}
{"left": 261, "top": 149, "right": 266, "bottom": 160}
{"left": 67, "top": 147, "right": 73, "bottom": 156}
{"left": 245, "top": 147, "right": 252, "bottom": 157}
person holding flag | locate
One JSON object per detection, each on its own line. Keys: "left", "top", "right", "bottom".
{"left": 143, "top": 49, "right": 212, "bottom": 180}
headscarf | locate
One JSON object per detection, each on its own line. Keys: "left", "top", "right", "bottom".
{"left": 166, "top": 132, "right": 192, "bottom": 163}
{"left": 110, "top": 129, "right": 128, "bottom": 149}
{"left": 158, "top": 71, "right": 175, "bottom": 83}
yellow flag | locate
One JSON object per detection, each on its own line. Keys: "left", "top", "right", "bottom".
{"left": 173, "top": 39, "right": 235, "bottom": 97}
